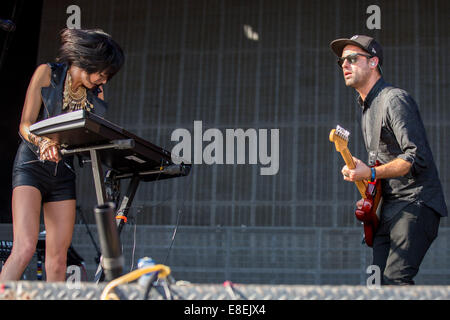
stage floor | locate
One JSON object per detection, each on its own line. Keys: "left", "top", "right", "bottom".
{"left": 1, "top": 281, "right": 449, "bottom": 300}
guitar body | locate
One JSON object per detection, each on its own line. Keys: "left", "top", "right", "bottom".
{"left": 354, "top": 162, "right": 382, "bottom": 247}
{"left": 329, "top": 126, "right": 382, "bottom": 247}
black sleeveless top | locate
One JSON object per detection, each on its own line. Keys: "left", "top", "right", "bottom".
{"left": 23, "top": 62, "right": 108, "bottom": 156}
{"left": 15, "top": 62, "right": 109, "bottom": 170}
{"left": 19, "top": 63, "right": 108, "bottom": 155}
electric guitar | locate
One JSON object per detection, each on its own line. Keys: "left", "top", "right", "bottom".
{"left": 329, "top": 125, "right": 382, "bottom": 247}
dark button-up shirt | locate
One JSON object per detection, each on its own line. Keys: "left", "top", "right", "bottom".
{"left": 359, "top": 77, "right": 447, "bottom": 220}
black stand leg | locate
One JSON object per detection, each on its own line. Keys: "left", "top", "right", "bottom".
{"left": 116, "top": 175, "right": 140, "bottom": 233}
{"left": 90, "top": 149, "right": 107, "bottom": 205}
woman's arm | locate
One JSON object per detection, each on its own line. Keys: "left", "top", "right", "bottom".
{"left": 19, "top": 64, "right": 60, "bottom": 162}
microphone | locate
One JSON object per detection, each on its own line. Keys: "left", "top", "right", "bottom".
{"left": 94, "top": 203, "right": 124, "bottom": 281}
{"left": 0, "top": 19, "right": 16, "bottom": 32}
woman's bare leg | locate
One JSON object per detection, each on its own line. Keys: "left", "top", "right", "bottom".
{"left": 43, "top": 199, "right": 76, "bottom": 282}
{"left": 0, "top": 186, "right": 42, "bottom": 281}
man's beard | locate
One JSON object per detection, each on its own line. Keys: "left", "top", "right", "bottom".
{"left": 344, "top": 67, "right": 371, "bottom": 88}
{"left": 345, "top": 78, "right": 355, "bottom": 87}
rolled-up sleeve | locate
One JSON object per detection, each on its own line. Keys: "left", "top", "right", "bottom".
{"left": 386, "top": 91, "right": 429, "bottom": 175}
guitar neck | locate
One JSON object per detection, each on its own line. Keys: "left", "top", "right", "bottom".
{"left": 340, "top": 148, "right": 368, "bottom": 199}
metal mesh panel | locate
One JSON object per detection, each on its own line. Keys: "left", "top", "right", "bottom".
{"left": 1, "top": 223, "right": 449, "bottom": 285}
{"left": 28, "top": 0, "right": 450, "bottom": 284}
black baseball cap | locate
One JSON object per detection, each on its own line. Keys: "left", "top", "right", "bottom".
{"left": 330, "top": 35, "right": 383, "bottom": 66}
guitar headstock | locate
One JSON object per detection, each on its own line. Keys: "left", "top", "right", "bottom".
{"left": 329, "top": 125, "right": 350, "bottom": 152}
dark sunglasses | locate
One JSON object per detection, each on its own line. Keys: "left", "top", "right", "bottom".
{"left": 337, "top": 53, "right": 373, "bottom": 67}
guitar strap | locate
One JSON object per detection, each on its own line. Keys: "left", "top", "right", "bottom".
{"left": 367, "top": 87, "right": 393, "bottom": 165}
{"left": 366, "top": 86, "right": 393, "bottom": 222}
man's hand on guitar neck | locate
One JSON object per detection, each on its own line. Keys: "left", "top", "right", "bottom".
{"left": 341, "top": 157, "right": 371, "bottom": 182}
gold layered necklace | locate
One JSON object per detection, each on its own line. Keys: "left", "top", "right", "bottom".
{"left": 62, "top": 71, "right": 94, "bottom": 112}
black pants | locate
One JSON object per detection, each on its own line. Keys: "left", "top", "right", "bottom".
{"left": 372, "top": 201, "right": 440, "bottom": 285}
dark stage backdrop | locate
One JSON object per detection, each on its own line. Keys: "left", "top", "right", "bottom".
{"left": 0, "top": 0, "right": 43, "bottom": 223}
{"left": 5, "top": 0, "right": 450, "bottom": 284}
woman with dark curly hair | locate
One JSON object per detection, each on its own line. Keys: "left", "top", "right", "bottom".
{"left": 0, "top": 28, "right": 124, "bottom": 282}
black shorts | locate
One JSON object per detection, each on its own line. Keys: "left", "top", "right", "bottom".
{"left": 12, "top": 141, "right": 76, "bottom": 202}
